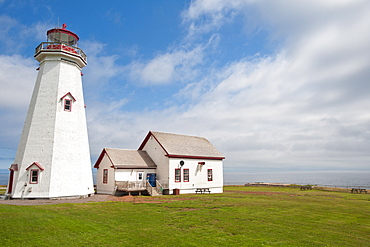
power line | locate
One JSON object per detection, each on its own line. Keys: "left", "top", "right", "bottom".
{"left": 0, "top": 147, "right": 17, "bottom": 151}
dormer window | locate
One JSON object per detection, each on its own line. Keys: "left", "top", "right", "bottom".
{"left": 64, "top": 99, "right": 72, "bottom": 111}
{"left": 60, "top": 92, "right": 76, "bottom": 112}
{"left": 25, "top": 162, "right": 44, "bottom": 184}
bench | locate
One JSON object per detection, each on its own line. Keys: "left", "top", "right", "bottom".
{"left": 300, "top": 185, "right": 312, "bottom": 190}
{"left": 351, "top": 188, "right": 367, "bottom": 194}
{"left": 195, "top": 188, "right": 210, "bottom": 194}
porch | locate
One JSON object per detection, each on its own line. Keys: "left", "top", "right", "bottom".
{"left": 115, "top": 180, "right": 168, "bottom": 196}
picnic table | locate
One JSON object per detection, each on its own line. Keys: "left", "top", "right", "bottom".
{"left": 300, "top": 185, "right": 312, "bottom": 190}
{"left": 195, "top": 188, "right": 210, "bottom": 194}
{"left": 351, "top": 188, "right": 367, "bottom": 194}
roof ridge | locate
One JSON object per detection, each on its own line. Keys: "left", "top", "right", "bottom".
{"left": 150, "top": 131, "right": 207, "bottom": 140}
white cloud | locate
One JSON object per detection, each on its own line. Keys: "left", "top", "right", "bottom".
{"left": 93, "top": 0, "right": 369, "bottom": 172}
{"left": 128, "top": 45, "right": 205, "bottom": 85}
{"left": 0, "top": 54, "right": 37, "bottom": 151}
{"left": 0, "top": 55, "right": 36, "bottom": 110}
{"left": 81, "top": 40, "right": 123, "bottom": 87}
{"left": 0, "top": 15, "right": 51, "bottom": 54}
{"left": 182, "top": 0, "right": 246, "bottom": 38}
{"left": 2, "top": 1, "right": 369, "bottom": 174}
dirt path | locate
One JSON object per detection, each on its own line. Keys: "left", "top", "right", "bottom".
{"left": 0, "top": 194, "right": 194, "bottom": 206}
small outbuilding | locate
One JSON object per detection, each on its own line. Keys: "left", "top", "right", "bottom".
{"left": 94, "top": 131, "right": 225, "bottom": 195}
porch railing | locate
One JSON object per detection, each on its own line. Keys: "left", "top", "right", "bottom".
{"left": 115, "top": 181, "right": 146, "bottom": 191}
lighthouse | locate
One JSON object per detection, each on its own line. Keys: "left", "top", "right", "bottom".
{"left": 6, "top": 24, "right": 94, "bottom": 199}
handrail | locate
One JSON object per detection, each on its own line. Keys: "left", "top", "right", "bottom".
{"left": 35, "top": 42, "right": 87, "bottom": 62}
{"left": 146, "top": 180, "right": 154, "bottom": 196}
{"left": 157, "top": 180, "right": 168, "bottom": 189}
{"left": 156, "top": 180, "right": 164, "bottom": 193}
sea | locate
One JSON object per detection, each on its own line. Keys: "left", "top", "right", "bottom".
{"left": 1, "top": 170, "right": 369, "bottom": 189}
{"left": 223, "top": 171, "right": 370, "bottom": 189}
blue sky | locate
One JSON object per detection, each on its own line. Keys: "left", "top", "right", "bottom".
{"left": 1, "top": 0, "right": 369, "bottom": 178}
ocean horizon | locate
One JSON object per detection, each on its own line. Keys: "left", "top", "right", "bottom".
{"left": 223, "top": 170, "right": 370, "bottom": 189}
{"left": 1, "top": 170, "right": 369, "bottom": 189}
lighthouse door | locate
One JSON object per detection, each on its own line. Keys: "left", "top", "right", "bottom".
{"left": 7, "top": 170, "right": 14, "bottom": 194}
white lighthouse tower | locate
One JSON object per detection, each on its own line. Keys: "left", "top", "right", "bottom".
{"left": 6, "top": 24, "right": 94, "bottom": 199}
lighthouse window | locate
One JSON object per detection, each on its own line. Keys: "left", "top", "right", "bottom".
{"left": 30, "top": 169, "right": 39, "bottom": 184}
{"left": 64, "top": 99, "right": 72, "bottom": 111}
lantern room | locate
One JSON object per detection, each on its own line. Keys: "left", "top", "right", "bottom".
{"left": 35, "top": 23, "right": 87, "bottom": 64}
{"left": 46, "top": 23, "right": 79, "bottom": 46}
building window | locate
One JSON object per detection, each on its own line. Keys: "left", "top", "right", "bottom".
{"left": 175, "top": 168, "right": 181, "bottom": 182}
{"left": 138, "top": 172, "right": 143, "bottom": 181}
{"left": 30, "top": 169, "right": 39, "bottom": 184}
{"left": 64, "top": 99, "right": 72, "bottom": 111}
{"left": 207, "top": 169, "right": 213, "bottom": 181}
{"left": 103, "top": 169, "right": 108, "bottom": 184}
{"left": 183, "top": 169, "right": 189, "bottom": 182}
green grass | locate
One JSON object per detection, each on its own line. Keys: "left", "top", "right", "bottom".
{"left": 1, "top": 186, "right": 369, "bottom": 246}
{"left": 0, "top": 186, "right": 6, "bottom": 195}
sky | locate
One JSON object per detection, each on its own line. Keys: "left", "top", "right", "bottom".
{"left": 0, "top": 0, "right": 369, "bottom": 179}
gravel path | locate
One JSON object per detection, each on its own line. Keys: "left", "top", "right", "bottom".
{"left": 0, "top": 194, "right": 115, "bottom": 206}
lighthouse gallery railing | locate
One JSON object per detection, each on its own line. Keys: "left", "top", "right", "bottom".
{"left": 35, "top": 42, "right": 87, "bottom": 62}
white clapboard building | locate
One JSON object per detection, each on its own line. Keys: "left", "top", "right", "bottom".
{"left": 6, "top": 24, "right": 94, "bottom": 199}
{"left": 94, "top": 131, "right": 225, "bottom": 195}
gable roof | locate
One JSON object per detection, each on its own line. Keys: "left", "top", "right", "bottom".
{"left": 138, "top": 131, "right": 225, "bottom": 160}
{"left": 61, "top": 92, "right": 76, "bottom": 101}
{"left": 26, "top": 162, "right": 45, "bottom": 171}
{"left": 94, "top": 148, "right": 157, "bottom": 169}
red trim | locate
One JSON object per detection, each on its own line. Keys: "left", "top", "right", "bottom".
{"left": 29, "top": 169, "right": 39, "bottom": 184}
{"left": 9, "top": 164, "right": 18, "bottom": 171}
{"left": 183, "top": 169, "right": 189, "bottom": 182}
{"left": 34, "top": 50, "right": 87, "bottom": 67}
{"left": 47, "top": 28, "right": 79, "bottom": 41}
{"left": 26, "top": 162, "right": 44, "bottom": 171}
{"left": 175, "top": 168, "right": 181, "bottom": 182}
{"left": 94, "top": 149, "right": 106, "bottom": 168}
{"left": 138, "top": 131, "right": 169, "bottom": 156}
{"left": 167, "top": 154, "right": 224, "bottom": 160}
{"left": 94, "top": 148, "right": 115, "bottom": 168}
{"left": 7, "top": 170, "right": 14, "bottom": 194}
{"left": 138, "top": 131, "right": 152, "bottom": 150}
{"left": 61, "top": 92, "right": 76, "bottom": 101}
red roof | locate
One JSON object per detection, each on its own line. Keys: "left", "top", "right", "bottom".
{"left": 47, "top": 24, "right": 79, "bottom": 46}
{"left": 26, "top": 162, "right": 45, "bottom": 171}
{"left": 61, "top": 92, "right": 76, "bottom": 101}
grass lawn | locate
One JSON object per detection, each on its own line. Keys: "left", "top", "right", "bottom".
{"left": 0, "top": 186, "right": 6, "bottom": 195}
{"left": 1, "top": 186, "right": 369, "bottom": 246}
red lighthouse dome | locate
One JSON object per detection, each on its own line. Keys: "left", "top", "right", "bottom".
{"left": 46, "top": 23, "right": 79, "bottom": 46}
